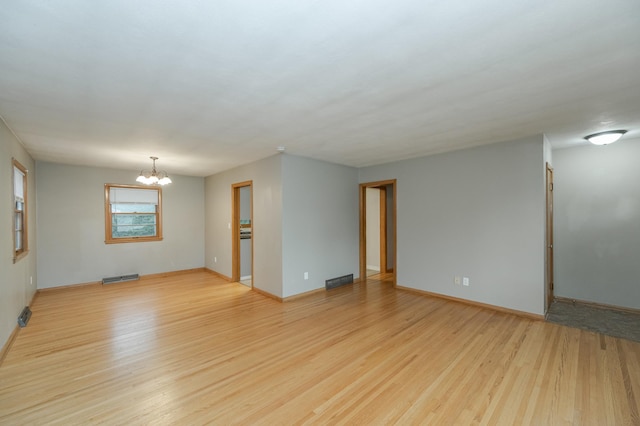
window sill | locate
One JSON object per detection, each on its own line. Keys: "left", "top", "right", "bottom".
{"left": 13, "top": 250, "right": 29, "bottom": 264}
{"left": 105, "top": 237, "right": 163, "bottom": 244}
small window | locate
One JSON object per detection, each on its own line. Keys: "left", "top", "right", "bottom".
{"left": 105, "top": 184, "right": 163, "bottom": 244}
{"left": 13, "top": 159, "right": 28, "bottom": 262}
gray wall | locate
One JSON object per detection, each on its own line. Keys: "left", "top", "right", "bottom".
{"left": 204, "top": 154, "right": 358, "bottom": 299}
{"left": 554, "top": 137, "right": 640, "bottom": 309}
{"left": 36, "top": 162, "right": 205, "bottom": 288}
{"left": 359, "top": 135, "right": 546, "bottom": 315}
{"left": 204, "top": 155, "right": 283, "bottom": 297}
{"left": 281, "top": 155, "right": 359, "bottom": 297}
{"left": 0, "top": 119, "right": 37, "bottom": 350}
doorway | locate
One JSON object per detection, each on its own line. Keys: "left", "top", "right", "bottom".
{"left": 232, "top": 181, "right": 253, "bottom": 287}
{"left": 360, "top": 180, "right": 396, "bottom": 285}
{"left": 546, "top": 164, "right": 554, "bottom": 311}
{"left": 365, "top": 187, "right": 382, "bottom": 277}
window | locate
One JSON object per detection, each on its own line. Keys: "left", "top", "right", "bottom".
{"left": 105, "top": 184, "right": 162, "bottom": 244}
{"left": 13, "top": 159, "right": 28, "bottom": 262}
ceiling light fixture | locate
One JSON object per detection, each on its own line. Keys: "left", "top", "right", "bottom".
{"left": 584, "top": 130, "right": 627, "bottom": 146}
{"left": 136, "top": 156, "right": 172, "bottom": 185}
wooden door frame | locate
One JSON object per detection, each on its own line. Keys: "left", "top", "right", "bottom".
{"left": 232, "top": 181, "right": 253, "bottom": 286}
{"left": 360, "top": 179, "right": 397, "bottom": 285}
{"left": 546, "top": 164, "right": 554, "bottom": 311}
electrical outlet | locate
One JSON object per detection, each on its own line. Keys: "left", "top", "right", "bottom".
{"left": 30, "top": 276, "right": 33, "bottom": 285}
{"left": 214, "top": 257, "right": 217, "bottom": 263}
{"left": 454, "top": 276, "right": 461, "bottom": 285}
{"left": 304, "top": 272, "right": 309, "bottom": 280}
{"left": 463, "top": 277, "right": 470, "bottom": 286}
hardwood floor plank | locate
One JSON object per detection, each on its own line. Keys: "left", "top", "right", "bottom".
{"left": 1, "top": 271, "right": 639, "bottom": 424}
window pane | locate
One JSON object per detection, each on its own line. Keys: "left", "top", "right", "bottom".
{"left": 112, "top": 214, "right": 156, "bottom": 226}
{"left": 110, "top": 187, "right": 158, "bottom": 204}
{"left": 112, "top": 203, "right": 156, "bottom": 213}
{"left": 15, "top": 212, "right": 23, "bottom": 231}
{"left": 112, "top": 213, "right": 157, "bottom": 238}
{"left": 15, "top": 230, "right": 22, "bottom": 250}
{"left": 14, "top": 166, "right": 25, "bottom": 201}
{"left": 112, "top": 225, "right": 157, "bottom": 238}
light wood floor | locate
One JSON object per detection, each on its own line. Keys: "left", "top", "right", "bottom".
{"left": 1, "top": 271, "right": 638, "bottom": 425}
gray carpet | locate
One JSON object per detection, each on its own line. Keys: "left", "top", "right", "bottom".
{"left": 546, "top": 300, "right": 640, "bottom": 343}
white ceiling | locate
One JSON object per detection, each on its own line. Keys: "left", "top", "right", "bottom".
{"left": 1, "top": 0, "right": 639, "bottom": 177}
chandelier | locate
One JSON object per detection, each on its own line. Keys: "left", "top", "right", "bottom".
{"left": 136, "top": 156, "right": 172, "bottom": 185}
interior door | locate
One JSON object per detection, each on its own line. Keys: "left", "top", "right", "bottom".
{"left": 365, "top": 187, "right": 382, "bottom": 277}
{"left": 360, "top": 180, "right": 397, "bottom": 285}
{"left": 546, "top": 163, "right": 554, "bottom": 310}
{"left": 232, "top": 181, "right": 253, "bottom": 287}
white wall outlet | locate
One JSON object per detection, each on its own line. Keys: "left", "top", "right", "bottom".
{"left": 454, "top": 276, "right": 461, "bottom": 285}
{"left": 463, "top": 277, "right": 470, "bottom": 286}
{"left": 304, "top": 272, "right": 309, "bottom": 280}
{"left": 227, "top": 223, "right": 231, "bottom": 229}
{"left": 214, "top": 257, "right": 217, "bottom": 263}
{"left": 30, "top": 276, "right": 33, "bottom": 285}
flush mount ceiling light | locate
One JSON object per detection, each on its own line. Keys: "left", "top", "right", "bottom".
{"left": 136, "top": 156, "right": 172, "bottom": 185}
{"left": 584, "top": 130, "right": 627, "bottom": 146}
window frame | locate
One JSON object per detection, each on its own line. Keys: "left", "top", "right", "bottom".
{"left": 104, "top": 183, "right": 163, "bottom": 244}
{"left": 12, "top": 159, "right": 28, "bottom": 263}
